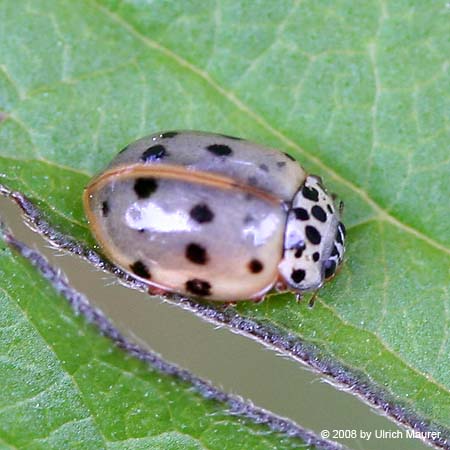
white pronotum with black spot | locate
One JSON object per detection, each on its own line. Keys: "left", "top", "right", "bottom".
{"left": 84, "top": 131, "right": 346, "bottom": 301}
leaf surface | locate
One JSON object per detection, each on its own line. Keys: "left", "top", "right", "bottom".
{"left": 0, "top": 230, "right": 329, "bottom": 450}
{"left": 0, "top": 0, "right": 449, "bottom": 446}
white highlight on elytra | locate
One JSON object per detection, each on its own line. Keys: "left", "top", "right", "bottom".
{"left": 126, "top": 202, "right": 200, "bottom": 233}
{"left": 243, "top": 214, "right": 280, "bottom": 246}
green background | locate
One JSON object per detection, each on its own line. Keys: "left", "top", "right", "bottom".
{"left": 0, "top": 0, "right": 449, "bottom": 449}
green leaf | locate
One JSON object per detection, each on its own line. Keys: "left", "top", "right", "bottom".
{"left": 0, "top": 0, "right": 449, "bottom": 446}
{"left": 0, "top": 229, "right": 327, "bottom": 450}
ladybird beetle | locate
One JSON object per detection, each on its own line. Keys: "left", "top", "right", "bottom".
{"left": 83, "top": 131, "right": 345, "bottom": 301}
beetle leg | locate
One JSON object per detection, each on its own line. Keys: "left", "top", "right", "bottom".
{"left": 251, "top": 295, "right": 266, "bottom": 304}
{"left": 308, "top": 290, "right": 319, "bottom": 307}
{"left": 274, "top": 278, "right": 288, "bottom": 292}
{"left": 213, "top": 301, "right": 237, "bottom": 312}
{"left": 147, "top": 285, "right": 168, "bottom": 297}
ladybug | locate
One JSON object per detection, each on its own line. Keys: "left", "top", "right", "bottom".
{"left": 83, "top": 131, "right": 346, "bottom": 301}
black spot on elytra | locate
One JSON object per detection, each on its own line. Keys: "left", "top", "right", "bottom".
{"left": 324, "top": 259, "right": 337, "bottom": 278}
{"left": 134, "top": 178, "right": 158, "bottom": 198}
{"left": 186, "top": 278, "right": 211, "bottom": 296}
{"left": 190, "top": 203, "right": 214, "bottom": 223}
{"left": 291, "top": 269, "right": 306, "bottom": 284}
{"left": 293, "top": 207, "right": 309, "bottom": 221}
{"left": 284, "top": 152, "right": 295, "bottom": 161}
{"left": 305, "top": 225, "right": 321, "bottom": 245}
{"left": 101, "top": 201, "right": 109, "bottom": 217}
{"left": 141, "top": 144, "right": 167, "bottom": 162}
{"left": 186, "top": 243, "right": 208, "bottom": 265}
{"left": 302, "top": 185, "right": 319, "bottom": 202}
{"left": 327, "top": 204, "right": 334, "bottom": 214}
{"left": 277, "top": 161, "right": 286, "bottom": 168}
{"left": 248, "top": 259, "right": 264, "bottom": 273}
{"left": 160, "top": 131, "right": 178, "bottom": 138}
{"left": 243, "top": 214, "right": 254, "bottom": 224}
{"left": 294, "top": 247, "right": 304, "bottom": 258}
{"left": 331, "top": 245, "right": 339, "bottom": 257}
{"left": 339, "top": 222, "right": 346, "bottom": 237}
{"left": 311, "top": 205, "right": 327, "bottom": 222}
{"left": 259, "top": 163, "right": 269, "bottom": 172}
{"left": 130, "top": 260, "right": 151, "bottom": 279}
{"left": 313, "top": 252, "right": 320, "bottom": 262}
{"left": 206, "top": 144, "right": 233, "bottom": 156}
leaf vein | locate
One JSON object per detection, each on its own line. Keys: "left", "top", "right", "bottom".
{"left": 89, "top": 0, "right": 450, "bottom": 256}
